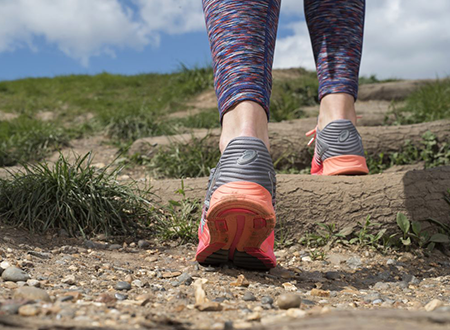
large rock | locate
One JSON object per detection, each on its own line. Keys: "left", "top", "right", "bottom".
{"left": 1, "top": 266, "right": 30, "bottom": 282}
{"left": 13, "top": 287, "right": 51, "bottom": 302}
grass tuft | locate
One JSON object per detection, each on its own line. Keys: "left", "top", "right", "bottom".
{"left": 0, "top": 152, "right": 152, "bottom": 237}
{"left": 0, "top": 116, "right": 69, "bottom": 166}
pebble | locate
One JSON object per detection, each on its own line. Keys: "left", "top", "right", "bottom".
{"left": 325, "top": 271, "right": 340, "bottom": 280}
{"left": 402, "top": 274, "right": 420, "bottom": 285}
{"left": 276, "top": 293, "right": 302, "bottom": 310}
{"left": 13, "top": 287, "right": 51, "bottom": 302}
{"left": 138, "top": 240, "right": 150, "bottom": 249}
{"left": 242, "top": 292, "right": 256, "bottom": 302}
{"left": 26, "top": 279, "right": 40, "bottom": 287}
{"left": 386, "top": 259, "right": 395, "bottom": 265}
{"left": 310, "top": 289, "right": 330, "bottom": 297}
{"left": 115, "top": 281, "right": 132, "bottom": 291}
{"left": 1, "top": 266, "right": 30, "bottom": 282}
{"left": 363, "top": 293, "right": 381, "bottom": 303}
{"left": 286, "top": 308, "right": 307, "bottom": 318}
{"left": 62, "top": 275, "right": 76, "bottom": 285}
{"left": 108, "top": 244, "right": 122, "bottom": 250}
{"left": 172, "top": 272, "right": 193, "bottom": 287}
{"left": 132, "top": 279, "right": 144, "bottom": 288}
{"left": 1, "top": 260, "right": 11, "bottom": 270}
{"left": 346, "top": 256, "right": 362, "bottom": 269}
{"left": 18, "top": 304, "right": 40, "bottom": 316}
{"left": 115, "top": 293, "right": 128, "bottom": 301}
{"left": 196, "top": 302, "right": 223, "bottom": 312}
{"left": 372, "top": 299, "right": 383, "bottom": 305}
{"left": 424, "top": 299, "right": 444, "bottom": 312}
{"left": 260, "top": 296, "right": 273, "bottom": 305}
{"left": 230, "top": 275, "right": 250, "bottom": 287}
{"left": 282, "top": 282, "right": 297, "bottom": 292}
{"left": 373, "top": 282, "right": 390, "bottom": 290}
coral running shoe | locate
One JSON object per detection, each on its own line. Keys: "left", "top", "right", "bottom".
{"left": 306, "top": 119, "right": 369, "bottom": 176}
{"left": 195, "top": 137, "right": 277, "bottom": 270}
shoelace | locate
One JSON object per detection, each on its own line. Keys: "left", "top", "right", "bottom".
{"left": 305, "top": 116, "right": 362, "bottom": 147}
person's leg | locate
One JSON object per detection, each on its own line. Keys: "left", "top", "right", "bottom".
{"left": 196, "top": 0, "right": 281, "bottom": 269}
{"left": 202, "top": 0, "right": 280, "bottom": 152}
{"left": 304, "top": 0, "right": 365, "bottom": 130}
{"left": 304, "top": 0, "right": 368, "bottom": 175}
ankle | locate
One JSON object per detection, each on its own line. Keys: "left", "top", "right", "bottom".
{"left": 318, "top": 93, "right": 357, "bottom": 130}
{"left": 220, "top": 101, "right": 270, "bottom": 152}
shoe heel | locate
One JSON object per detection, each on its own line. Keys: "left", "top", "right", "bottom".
{"left": 197, "top": 181, "right": 276, "bottom": 269}
{"left": 323, "top": 155, "right": 369, "bottom": 175}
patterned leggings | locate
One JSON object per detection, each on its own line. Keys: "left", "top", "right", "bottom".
{"left": 202, "top": 0, "right": 365, "bottom": 120}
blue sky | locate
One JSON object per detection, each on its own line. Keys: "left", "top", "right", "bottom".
{"left": 0, "top": 0, "right": 448, "bottom": 81}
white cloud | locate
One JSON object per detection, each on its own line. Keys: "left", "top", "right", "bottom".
{"left": 274, "top": 0, "right": 450, "bottom": 79}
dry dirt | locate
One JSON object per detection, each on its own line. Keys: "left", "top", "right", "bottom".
{"left": 1, "top": 78, "right": 450, "bottom": 330}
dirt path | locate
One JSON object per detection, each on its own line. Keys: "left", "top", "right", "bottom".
{"left": 2, "top": 226, "right": 450, "bottom": 330}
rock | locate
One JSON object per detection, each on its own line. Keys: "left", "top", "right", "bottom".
{"left": 3, "top": 281, "right": 18, "bottom": 289}
{"left": 424, "top": 299, "right": 444, "bottom": 312}
{"left": 138, "top": 240, "right": 150, "bottom": 249}
{"left": 108, "top": 244, "right": 122, "bottom": 250}
{"left": 346, "top": 256, "right": 362, "bottom": 269}
{"left": 132, "top": 279, "right": 144, "bottom": 288}
{"left": 242, "top": 292, "right": 256, "bottom": 302}
{"left": 26, "top": 279, "right": 40, "bottom": 287}
{"left": 402, "top": 274, "right": 420, "bottom": 285}
{"left": 115, "top": 281, "right": 132, "bottom": 291}
{"left": 194, "top": 278, "right": 208, "bottom": 305}
{"left": 327, "top": 254, "right": 346, "bottom": 265}
{"left": 172, "top": 272, "right": 193, "bottom": 287}
{"left": 386, "top": 259, "right": 395, "bottom": 265}
{"left": 0, "top": 261, "right": 11, "bottom": 270}
{"left": 18, "top": 304, "right": 40, "bottom": 316}
{"left": 230, "top": 274, "right": 250, "bottom": 287}
{"left": 96, "top": 293, "right": 117, "bottom": 305}
{"left": 261, "top": 296, "right": 273, "bottom": 305}
{"left": 286, "top": 308, "right": 307, "bottom": 318}
{"left": 62, "top": 275, "right": 76, "bottom": 285}
{"left": 195, "top": 302, "right": 223, "bottom": 311}
{"left": 27, "top": 251, "right": 50, "bottom": 259}
{"left": 363, "top": 292, "right": 382, "bottom": 303}
{"left": 246, "top": 312, "right": 262, "bottom": 321}
{"left": 310, "top": 289, "right": 330, "bottom": 297}
{"left": 115, "top": 293, "right": 128, "bottom": 301}
{"left": 282, "top": 282, "right": 297, "bottom": 292}
{"left": 373, "top": 282, "right": 390, "bottom": 290}
{"left": 325, "top": 271, "right": 340, "bottom": 280}
{"left": 276, "top": 293, "right": 302, "bottom": 310}
{"left": 372, "top": 299, "right": 383, "bottom": 305}
{"left": 0, "top": 300, "right": 26, "bottom": 314}
{"left": 13, "top": 287, "right": 51, "bottom": 302}
{"left": 1, "top": 266, "right": 30, "bottom": 282}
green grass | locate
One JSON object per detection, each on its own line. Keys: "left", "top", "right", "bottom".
{"left": 389, "top": 78, "right": 450, "bottom": 124}
{"left": 358, "top": 74, "right": 400, "bottom": 85}
{"left": 168, "top": 109, "right": 220, "bottom": 130}
{"left": 0, "top": 152, "right": 152, "bottom": 237}
{"left": 270, "top": 71, "right": 319, "bottom": 122}
{"left": 0, "top": 115, "right": 69, "bottom": 166}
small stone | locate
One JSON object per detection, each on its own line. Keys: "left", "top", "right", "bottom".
{"left": 132, "top": 279, "right": 144, "bottom": 288}
{"left": 172, "top": 272, "right": 193, "bottom": 287}
{"left": 1, "top": 261, "right": 11, "bottom": 270}
{"left": 276, "top": 293, "right": 301, "bottom": 310}
{"left": 3, "top": 281, "right": 18, "bottom": 289}
{"left": 108, "top": 244, "right": 122, "bottom": 250}
{"left": 424, "top": 299, "right": 444, "bottom": 312}
{"left": 346, "top": 256, "right": 362, "bottom": 269}
{"left": 363, "top": 293, "right": 381, "bottom": 303}
{"left": 282, "top": 282, "right": 297, "bottom": 292}
{"left": 115, "top": 281, "right": 132, "bottom": 291}
{"left": 402, "top": 274, "right": 420, "bottom": 285}
{"left": 138, "top": 240, "right": 150, "bottom": 249}
{"left": 0, "top": 300, "right": 24, "bottom": 314}
{"left": 96, "top": 293, "right": 117, "bottom": 305}
{"left": 26, "top": 279, "right": 40, "bottom": 287}
{"left": 1, "top": 266, "right": 30, "bottom": 282}
{"left": 203, "top": 266, "right": 216, "bottom": 272}
{"left": 386, "top": 259, "right": 395, "bottom": 265}
{"left": 195, "top": 302, "right": 223, "bottom": 312}
{"left": 62, "top": 275, "right": 76, "bottom": 285}
{"left": 325, "top": 271, "right": 340, "bottom": 280}
{"left": 162, "top": 271, "right": 182, "bottom": 278}
{"left": 372, "top": 299, "right": 383, "bottom": 305}
{"left": 327, "top": 254, "right": 346, "bottom": 265}
{"left": 230, "top": 274, "right": 250, "bottom": 287}
{"left": 13, "top": 287, "right": 51, "bottom": 302}
{"left": 310, "top": 289, "right": 330, "bottom": 297}
{"left": 373, "top": 282, "right": 390, "bottom": 290}
{"left": 286, "top": 308, "right": 307, "bottom": 318}
{"left": 115, "top": 293, "right": 128, "bottom": 301}
{"left": 242, "top": 292, "right": 256, "bottom": 302}
{"left": 261, "top": 296, "right": 273, "bottom": 305}
{"left": 59, "top": 296, "right": 74, "bottom": 302}
{"left": 18, "top": 304, "right": 40, "bottom": 316}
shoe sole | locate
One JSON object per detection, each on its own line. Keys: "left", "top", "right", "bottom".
{"left": 195, "top": 181, "right": 276, "bottom": 270}
{"left": 323, "top": 155, "right": 369, "bottom": 175}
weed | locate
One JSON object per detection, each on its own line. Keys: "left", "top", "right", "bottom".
{"left": 0, "top": 115, "right": 69, "bottom": 166}
{"left": 143, "top": 135, "right": 221, "bottom": 179}
{"left": 169, "top": 110, "right": 220, "bottom": 130}
{"left": 389, "top": 78, "right": 450, "bottom": 124}
{"left": 358, "top": 75, "right": 400, "bottom": 85}
{"left": 151, "top": 181, "right": 201, "bottom": 243}
{"left": 348, "top": 215, "right": 387, "bottom": 249}
{"left": 0, "top": 152, "right": 152, "bottom": 237}
{"left": 397, "top": 212, "right": 450, "bottom": 251}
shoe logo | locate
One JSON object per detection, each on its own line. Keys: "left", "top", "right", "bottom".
{"left": 237, "top": 150, "right": 258, "bottom": 165}
{"left": 339, "top": 130, "right": 350, "bottom": 142}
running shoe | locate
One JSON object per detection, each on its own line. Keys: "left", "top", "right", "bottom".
{"left": 195, "top": 136, "right": 277, "bottom": 270}
{"left": 306, "top": 119, "right": 369, "bottom": 175}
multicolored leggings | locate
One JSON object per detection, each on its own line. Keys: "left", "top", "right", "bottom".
{"left": 202, "top": 0, "right": 365, "bottom": 120}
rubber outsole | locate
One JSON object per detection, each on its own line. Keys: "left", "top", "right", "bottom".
{"left": 196, "top": 181, "right": 276, "bottom": 270}
{"left": 323, "top": 155, "right": 369, "bottom": 176}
